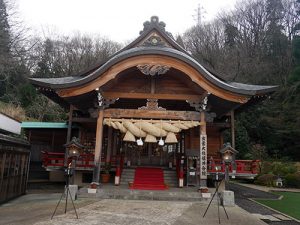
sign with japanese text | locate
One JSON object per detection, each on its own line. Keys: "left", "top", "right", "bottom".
{"left": 200, "top": 134, "right": 207, "bottom": 179}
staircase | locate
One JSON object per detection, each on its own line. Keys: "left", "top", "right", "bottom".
{"left": 163, "top": 170, "right": 178, "bottom": 187}
{"left": 121, "top": 168, "right": 178, "bottom": 188}
{"left": 120, "top": 168, "right": 135, "bottom": 185}
{"left": 131, "top": 167, "right": 167, "bottom": 190}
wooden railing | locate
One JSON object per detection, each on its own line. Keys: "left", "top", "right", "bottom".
{"left": 207, "top": 159, "right": 260, "bottom": 174}
{"left": 41, "top": 152, "right": 260, "bottom": 175}
{"left": 41, "top": 151, "right": 120, "bottom": 169}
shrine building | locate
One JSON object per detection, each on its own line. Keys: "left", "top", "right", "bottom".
{"left": 29, "top": 16, "right": 277, "bottom": 191}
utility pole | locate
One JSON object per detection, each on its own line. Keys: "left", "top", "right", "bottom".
{"left": 193, "top": 2, "right": 206, "bottom": 26}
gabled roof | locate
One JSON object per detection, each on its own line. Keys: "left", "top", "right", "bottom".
{"left": 31, "top": 47, "right": 277, "bottom": 96}
{"left": 29, "top": 16, "right": 278, "bottom": 103}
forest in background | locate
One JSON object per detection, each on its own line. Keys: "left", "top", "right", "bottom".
{"left": 0, "top": 0, "right": 299, "bottom": 160}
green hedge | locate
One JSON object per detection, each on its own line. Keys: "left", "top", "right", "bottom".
{"left": 254, "top": 174, "right": 277, "bottom": 186}
{"left": 285, "top": 172, "right": 300, "bottom": 188}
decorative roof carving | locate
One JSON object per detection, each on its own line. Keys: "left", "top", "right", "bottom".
{"left": 138, "top": 99, "right": 166, "bottom": 111}
{"left": 141, "top": 35, "right": 168, "bottom": 47}
{"left": 140, "top": 16, "right": 166, "bottom": 34}
{"left": 137, "top": 64, "right": 170, "bottom": 76}
{"left": 140, "top": 16, "right": 174, "bottom": 39}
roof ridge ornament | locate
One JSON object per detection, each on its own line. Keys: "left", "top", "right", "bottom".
{"left": 140, "top": 16, "right": 166, "bottom": 34}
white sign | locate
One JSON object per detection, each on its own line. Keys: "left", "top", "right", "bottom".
{"left": 200, "top": 134, "right": 207, "bottom": 179}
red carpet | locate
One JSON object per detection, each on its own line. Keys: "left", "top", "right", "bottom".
{"left": 131, "top": 167, "right": 167, "bottom": 190}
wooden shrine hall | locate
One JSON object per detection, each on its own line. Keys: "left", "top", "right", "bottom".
{"left": 30, "top": 16, "right": 277, "bottom": 190}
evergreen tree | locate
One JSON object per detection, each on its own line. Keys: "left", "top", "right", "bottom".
{"left": 0, "top": 0, "right": 12, "bottom": 98}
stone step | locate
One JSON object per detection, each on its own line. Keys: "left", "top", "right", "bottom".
{"left": 121, "top": 168, "right": 178, "bottom": 186}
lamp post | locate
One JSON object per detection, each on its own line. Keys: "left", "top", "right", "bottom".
{"left": 219, "top": 143, "right": 238, "bottom": 189}
{"left": 64, "top": 137, "right": 84, "bottom": 185}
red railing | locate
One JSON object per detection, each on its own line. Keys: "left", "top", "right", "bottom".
{"left": 41, "top": 151, "right": 121, "bottom": 169}
{"left": 42, "top": 151, "right": 260, "bottom": 175}
{"left": 41, "top": 151, "right": 65, "bottom": 167}
{"left": 207, "top": 159, "right": 260, "bottom": 174}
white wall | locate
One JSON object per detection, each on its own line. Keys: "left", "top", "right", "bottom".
{"left": 0, "top": 113, "right": 21, "bottom": 135}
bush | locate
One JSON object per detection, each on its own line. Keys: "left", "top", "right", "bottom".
{"left": 260, "top": 161, "right": 297, "bottom": 176}
{"left": 285, "top": 172, "right": 300, "bottom": 188}
{"left": 255, "top": 174, "right": 277, "bottom": 186}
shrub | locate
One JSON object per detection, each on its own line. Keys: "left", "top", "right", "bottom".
{"left": 284, "top": 172, "right": 300, "bottom": 188}
{"left": 255, "top": 174, "right": 277, "bottom": 186}
{"left": 260, "top": 161, "right": 297, "bottom": 176}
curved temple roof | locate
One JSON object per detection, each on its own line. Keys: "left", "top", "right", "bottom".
{"left": 30, "top": 16, "right": 277, "bottom": 105}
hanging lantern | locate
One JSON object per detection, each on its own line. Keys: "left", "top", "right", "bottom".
{"left": 165, "top": 132, "right": 178, "bottom": 144}
{"left": 145, "top": 134, "right": 157, "bottom": 143}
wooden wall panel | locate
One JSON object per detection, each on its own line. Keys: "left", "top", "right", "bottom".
{"left": 186, "top": 126, "right": 222, "bottom": 159}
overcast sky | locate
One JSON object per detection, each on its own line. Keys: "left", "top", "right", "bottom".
{"left": 17, "top": 0, "right": 237, "bottom": 43}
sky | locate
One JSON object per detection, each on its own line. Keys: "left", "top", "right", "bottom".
{"left": 17, "top": 0, "right": 238, "bottom": 44}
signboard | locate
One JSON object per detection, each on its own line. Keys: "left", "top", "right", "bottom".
{"left": 200, "top": 134, "right": 207, "bottom": 179}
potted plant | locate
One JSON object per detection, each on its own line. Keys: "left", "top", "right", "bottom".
{"left": 87, "top": 182, "right": 98, "bottom": 194}
{"left": 101, "top": 163, "right": 111, "bottom": 183}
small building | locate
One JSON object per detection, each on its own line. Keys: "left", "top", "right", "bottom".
{"left": 29, "top": 16, "right": 276, "bottom": 189}
{"left": 0, "top": 113, "right": 30, "bottom": 203}
{"left": 21, "top": 122, "right": 78, "bottom": 182}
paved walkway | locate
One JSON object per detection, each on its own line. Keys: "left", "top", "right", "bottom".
{"left": 34, "top": 199, "right": 266, "bottom": 225}
{"left": 0, "top": 193, "right": 96, "bottom": 225}
{"left": 1, "top": 182, "right": 299, "bottom": 225}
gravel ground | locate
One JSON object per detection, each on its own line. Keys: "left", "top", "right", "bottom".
{"left": 229, "top": 183, "right": 300, "bottom": 225}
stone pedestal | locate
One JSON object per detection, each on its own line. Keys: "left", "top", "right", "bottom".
{"left": 221, "top": 190, "right": 235, "bottom": 206}
{"left": 67, "top": 185, "right": 78, "bottom": 200}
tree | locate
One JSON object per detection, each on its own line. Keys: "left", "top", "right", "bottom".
{"left": 0, "top": 0, "right": 12, "bottom": 97}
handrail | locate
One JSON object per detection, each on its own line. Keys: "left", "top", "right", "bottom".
{"left": 41, "top": 151, "right": 260, "bottom": 175}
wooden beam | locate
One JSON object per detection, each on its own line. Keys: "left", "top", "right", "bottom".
{"left": 102, "top": 91, "right": 202, "bottom": 101}
{"left": 103, "top": 108, "right": 201, "bottom": 121}
{"left": 57, "top": 55, "right": 249, "bottom": 103}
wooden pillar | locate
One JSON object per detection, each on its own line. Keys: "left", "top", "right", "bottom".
{"left": 66, "top": 105, "right": 74, "bottom": 143}
{"left": 106, "top": 127, "right": 113, "bottom": 163}
{"left": 199, "top": 111, "right": 208, "bottom": 189}
{"left": 93, "top": 109, "right": 104, "bottom": 183}
{"left": 112, "top": 131, "right": 118, "bottom": 156}
{"left": 230, "top": 110, "right": 237, "bottom": 173}
{"left": 230, "top": 110, "right": 235, "bottom": 149}
{"left": 65, "top": 105, "right": 74, "bottom": 166}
